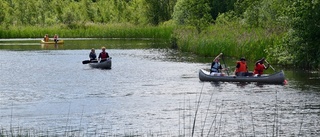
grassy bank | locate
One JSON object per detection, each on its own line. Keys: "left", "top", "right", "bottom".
{"left": 0, "top": 23, "right": 173, "bottom": 39}
{"left": 173, "top": 23, "right": 285, "bottom": 62}
{"left": 1, "top": 23, "right": 285, "bottom": 63}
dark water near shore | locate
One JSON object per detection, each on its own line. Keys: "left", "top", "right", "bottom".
{"left": 0, "top": 39, "right": 319, "bottom": 136}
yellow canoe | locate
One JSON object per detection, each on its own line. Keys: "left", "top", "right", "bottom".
{"left": 40, "top": 40, "right": 64, "bottom": 44}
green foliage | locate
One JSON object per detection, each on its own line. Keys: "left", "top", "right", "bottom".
{"left": 0, "top": 24, "right": 173, "bottom": 39}
{"left": 280, "top": 0, "right": 320, "bottom": 69}
{"left": 172, "top": 0, "right": 189, "bottom": 25}
{"left": 174, "top": 23, "right": 280, "bottom": 61}
{"left": 0, "top": 0, "right": 176, "bottom": 27}
{"left": 242, "top": 1, "right": 260, "bottom": 27}
{"left": 215, "top": 11, "right": 239, "bottom": 25}
{"left": 209, "top": 0, "right": 236, "bottom": 20}
{"left": 239, "top": 0, "right": 289, "bottom": 28}
{"left": 0, "top": 0, "right": 319, "bottom": 69}
{"left": 145, "top": 0, "right": 177, "bottom": 25}
{"left": 234, "top": 0, "right": 260, "bottom": 16}
{"left": 0, "top": 0, "right": 8, "bottom": 26}
{"left": 173, "top": 0, "right": 213, "bottom": 33}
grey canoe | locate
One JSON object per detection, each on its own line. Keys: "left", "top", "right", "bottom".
{"left": 199, "top": 69, "right": 285, "bottom": 84}
{"left": 89, "top": 59, "right": 112, "bottom": 69}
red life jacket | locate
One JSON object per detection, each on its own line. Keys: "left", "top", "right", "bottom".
{"left": 235, "top": 61, "right": 247, "bottom": 73}
{"left": 100, "top": 52, "right": 109, "bottom": 60}
{"left": 254, "top": 63, "right": 265, "bottom": 75}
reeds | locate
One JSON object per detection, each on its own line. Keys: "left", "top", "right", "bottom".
{"left": 174, "top": 23, "right": 284, "bottom": 61}
{"left": 0, "top": 24, "right": 173, "bottom": 39}
{"left": 0, "top": 88, "right": 316, "bottom": 137}
{"left": 191, "top": 82, "right": 205, "bottom": 137}
{"left": 0, "top": 22, "right": 285, "bottom": 62}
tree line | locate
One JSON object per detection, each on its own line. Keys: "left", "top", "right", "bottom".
{"left": 0, "top": 0, "right": 177, "bottom": 27}
{"left": 0, "top": 0, "right": 319, "bottom": 69}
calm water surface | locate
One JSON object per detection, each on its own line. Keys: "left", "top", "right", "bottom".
{"left": 0, "top": 39, "right": 319, "bottom": 136}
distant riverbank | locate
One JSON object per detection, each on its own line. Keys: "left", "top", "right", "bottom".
{"left": 0, "top": 24, "right": 173, "bottom": 39}
{"left": 0, "top": 23, "right": 285, "bottom": 64}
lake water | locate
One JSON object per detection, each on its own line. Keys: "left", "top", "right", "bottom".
{"left": 0, "top": 39, "right": 319, "bottom": 136}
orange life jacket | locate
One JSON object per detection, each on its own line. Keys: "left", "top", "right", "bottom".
{"left": 235, "top": 61, "right": 247, "bottom": 73}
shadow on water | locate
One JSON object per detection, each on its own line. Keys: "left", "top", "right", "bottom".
{"left": 210, "top": 82, "right": 221, "bottom": 87}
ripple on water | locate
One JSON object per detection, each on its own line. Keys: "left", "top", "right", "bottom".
{"left": 0, "top": 49, "right": 319, "bottom": 136}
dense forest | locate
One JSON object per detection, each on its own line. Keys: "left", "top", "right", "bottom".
{"left": 0, "top": 0, "right": 319, "bottom": 70}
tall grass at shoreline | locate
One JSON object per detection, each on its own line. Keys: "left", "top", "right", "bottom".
{"left": 174, "top": 23, "right": 284, "bottom": 61}
{"left": 0, "top": 24, "right": 173, "bottom": 39}
{"left": 0, "top": 23, "right": 285, "bottom": 62}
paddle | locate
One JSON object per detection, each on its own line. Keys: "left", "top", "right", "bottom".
{"left": 220, "top": 53, "right": 229, "bottom": 76}
{"left": 264, "top": 60, "right": 276, "bottom": 71}
{"left": 215, "top": 53, "right": 223, "bottom": 58}
{"left": 212, "top": 53, "right": 229, "bottom": 76}
{"left": 82, "top": 60, "right": 98, "bottom": 64}
{"left": 265, "top": 60, "right": 288, "bottom": 84}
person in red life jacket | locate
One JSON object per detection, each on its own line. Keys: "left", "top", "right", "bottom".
{"left": 98, "top": 46, "right": 110, "bottom": 62}
{"left": 234, "top": 57, "right": 249, "bottom": 76}
{"left": 53, "top": 34, "right": 59, "bottom": 43}
{"left": 253, "top": 58, "right": 269, "bottom": 76}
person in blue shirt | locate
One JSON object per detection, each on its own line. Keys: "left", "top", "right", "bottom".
{"left": 89, "top": 48, "right": 97, "bottom": 62}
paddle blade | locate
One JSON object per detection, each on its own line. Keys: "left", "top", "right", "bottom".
{"left": 82, "top": 60, "right": 90, "bottom": 64}
{"left": 82, "top": 60, "right": 98, "bottom": 64}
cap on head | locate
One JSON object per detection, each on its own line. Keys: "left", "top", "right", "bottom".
{"left": 240, "top": 57, "right": 246, "bottom": 61}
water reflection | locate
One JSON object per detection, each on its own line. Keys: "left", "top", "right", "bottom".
{"left": 0, "top": 38, "right": 318, "bottom": 90}
{"left": 0, "top": 38, "right": 170, "bottom": 50}
{"left": 210, "top": 82, "right": 221, "bottom": 87}
{"left": 284, "top": 70, "right": 320, "bottom": 91}
{"left": 41, "top": 44, "right": 63, "bottom": 49}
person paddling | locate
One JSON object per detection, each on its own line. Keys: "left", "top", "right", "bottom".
{"left": 253, "top": 58, "right": 269, "bottom": 76}
{"left": 98, "top": 46, "right": 110, "bottom": 63}
{"left": 210, "top": 53, "right": 227, "bottom": 76}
